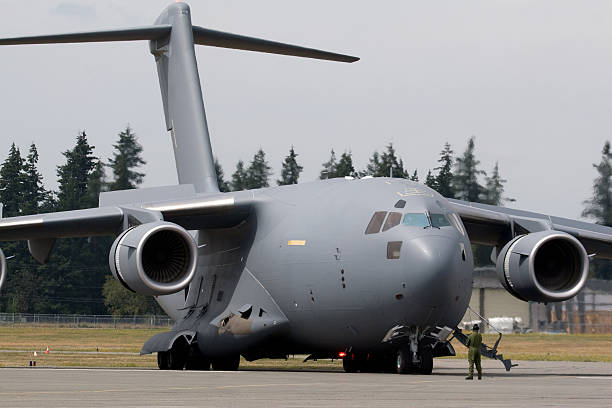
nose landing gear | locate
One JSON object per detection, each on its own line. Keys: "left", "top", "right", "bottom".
{"left": 395, "top": 347, "right": 433, "bottom": 374}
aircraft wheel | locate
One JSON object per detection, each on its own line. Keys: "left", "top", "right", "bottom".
{"left": 212, "top": 354, "right": 240, "bottom": 371}
{"left": 342, "top": 354, "right": 359, "bottom": 373}
{"left": 167, "top": 346, "right": 187, "bottom": 370}
{"left": 186, "top": 355, "right": 211, "bottom": 370}
{"left": 157, "top": 351, "right": 170, "bottom": 370}
{"left": 395, "top": 349, "right": 411, "bottom": 374}
{"left": 185, "top": 345, "right": 210, "bottom": 370}
{"left": 418, "top": 348, "right": 433, "bottom": 375}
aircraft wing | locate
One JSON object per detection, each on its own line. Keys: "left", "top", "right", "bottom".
{"left": 448, "top": 199, "right": 612, "bottom": 259}
{"left": 0, "top": 189, "right": 254, "bottom": 263}
{"left": 0, "top": 193, "right": 253, "bottom": 241}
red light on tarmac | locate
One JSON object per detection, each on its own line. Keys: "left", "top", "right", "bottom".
{"left": 338, "top": 351, "right": 346, "bottom": 358}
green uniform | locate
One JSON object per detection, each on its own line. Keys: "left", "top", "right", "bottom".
{"left": 466, "top": 331, "right": 482, "bottom": 379}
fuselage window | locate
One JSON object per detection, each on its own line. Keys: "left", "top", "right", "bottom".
{"left": 365, "top": 211, "right": 387, "bottom": 234}
{"left": 402, "top": 213, "right": 430, "bottom": 228}
{"left": 382, "top": 212, "right": 402, "bottom": 232}
{"left": 387, "top": 241, "right": 402, "bottom": 259}
{"left": 394, "top": 199, "right": 406, "bottom": 208}
{"left": 430, "top": 213, "right": 451, "bottom": 227}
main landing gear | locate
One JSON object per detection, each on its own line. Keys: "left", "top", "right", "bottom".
{"left": 157, "top": 340, "right": 240, "bottom": 371}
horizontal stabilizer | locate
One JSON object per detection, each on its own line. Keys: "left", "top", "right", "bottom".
{"left": 0, "top": 24, "right": 358, "bottom": 63}
{"left": 192, "top": 26, "right": 359, "bottom": 63}
{"left": 0, "top": 25, "right": 171, "bottom": 45}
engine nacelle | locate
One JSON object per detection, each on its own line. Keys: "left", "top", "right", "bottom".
{"left": 496, "top": 230, "right": 588, "bottom": 303}
{"left": 109, "top": 221, "right": 198, "bottom": 296}
{"left": 0, "top": 248, "right": 6, "bottom": 291}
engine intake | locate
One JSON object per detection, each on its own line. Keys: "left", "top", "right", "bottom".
{"left": 496, "top": 231, "right": 588, "bottom": 303}
{"left": 109, "top": 221, "right": 197, "bottom": 296}
{"left": 0, "top": 248, "right": 6, "bottom": 291}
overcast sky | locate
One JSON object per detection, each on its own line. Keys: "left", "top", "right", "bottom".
{"left": 1, "top": 1, "right": 611, "bottom": 220}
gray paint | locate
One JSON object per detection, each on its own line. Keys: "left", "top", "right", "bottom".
{"left": 1, "top": 2, "right": 612, "bottom": 367}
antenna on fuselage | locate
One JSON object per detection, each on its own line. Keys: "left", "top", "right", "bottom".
{"left": 0, "top": 2, "right": 359, "bottom": 193}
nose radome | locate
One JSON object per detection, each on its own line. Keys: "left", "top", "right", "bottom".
{"left": 403, "top": 235, "right": 462, "bottom": 304}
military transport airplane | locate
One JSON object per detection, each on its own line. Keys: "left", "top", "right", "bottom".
{"left": 1, "top": 2, "right": 612, "bottom": 374}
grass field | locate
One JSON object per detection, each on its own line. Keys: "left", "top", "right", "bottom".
{"left": 1, "top": 327, "right": 611, "bottom": 368}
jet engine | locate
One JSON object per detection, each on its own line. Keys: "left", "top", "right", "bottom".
{"left": 496, "top": 230, "right": 588, "bottom": 303}
{"left": 0, "top": 248, "right": 6, "bottom": 291}
{"left": 109, "top": 221, "right": 198, "bottom": 296}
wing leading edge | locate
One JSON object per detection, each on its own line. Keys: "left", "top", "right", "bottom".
{"left": 449, "top": 199, "right": 612, "bottom": 259}
{"left": 0, "top": 190, "right": 254, "bottom": 256}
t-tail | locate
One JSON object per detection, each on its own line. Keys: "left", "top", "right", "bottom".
{"left": 0, "top": 2, "right": 358, "bottom": 193}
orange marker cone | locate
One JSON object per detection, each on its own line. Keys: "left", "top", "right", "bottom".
{"left": 45, "top": 346, "right": 49, "bottom": 354}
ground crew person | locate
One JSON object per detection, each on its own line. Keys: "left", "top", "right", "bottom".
{"left": 466, "top": 324, "right": 482, "bottom": 380}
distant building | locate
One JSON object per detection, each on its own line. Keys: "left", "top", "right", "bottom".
{"left": 463, "top": 267, "right": 612, "bottom": 333}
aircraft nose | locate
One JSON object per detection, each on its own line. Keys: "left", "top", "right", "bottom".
{"left": 403, "top": 234, "right": 466, "bottom": 308}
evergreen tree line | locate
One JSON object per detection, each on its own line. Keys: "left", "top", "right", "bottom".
{"left": 217, "top": 137, "right": 512, "bottom": 206}
{"left": 0, "top": 127, "right": 160, "bottom": 315}
{"left": 2, "top": 133, "right": 611, "bottom": 315}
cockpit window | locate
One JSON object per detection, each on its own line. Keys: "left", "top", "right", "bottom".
{"left": 382, "top": 212, "right": 402, "bottom": 232}
{"left": 430, "top": 213, "right": 451, "bottom": 227}
{"left": 394, "top": 200, "right": 406, "bottom": 208}
{"left": 402, "top": 213, "right": 430, "bottom": 228}
{"left": 365, "top": 211, "right": 387, "bottom": 234}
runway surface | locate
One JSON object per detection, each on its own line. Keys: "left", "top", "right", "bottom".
{"left": 1, "top": 360, "right": 611, "bottom": 408}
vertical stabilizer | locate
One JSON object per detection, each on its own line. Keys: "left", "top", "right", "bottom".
{"left": 0, "top": 1, "right": 358, "bottom": 195}
{"left": 150, "top": 3, "right": 219, "bottom": 193}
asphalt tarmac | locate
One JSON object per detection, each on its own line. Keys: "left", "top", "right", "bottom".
{"left": 1, "top": 360, "right": 611, "bottom": 408}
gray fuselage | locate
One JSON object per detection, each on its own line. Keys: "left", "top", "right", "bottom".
{"left": 157, "top": 177, "right": 473, "bottom": 355}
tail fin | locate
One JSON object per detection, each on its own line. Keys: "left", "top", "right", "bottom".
{"left": 0, "top": 2, "right": 358, "bottom": 193}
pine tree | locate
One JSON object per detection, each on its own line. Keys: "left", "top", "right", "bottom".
{"left": 410, "top": 170, "right": 419, "bottom": 182}
{"left": 46, "top": 132, "right": 107, "bottom": 314}
{"left": 278, "top": 146, "right": 303, "bottom": 185}
{"left": 0, "top": 143, "right": 24, "bottom": 217}
{"left": 21, "top": 144, "right": 49, "bottom": 216}
{"left": 482, "top": 162, "right": 514, "bottom": 205}
{"left": 335, "top": 152, "right": 355, "bottom": 177}
{"left": 453, "top": 137, "right": 485, "bottom": 202}
{"left": 583, "top": 142, "right": 612, "bottom": 226}
{"left": 107, "top": 126, "right": 145, "bottom": 191}
{"left": 320, "top": 149, "right": 338, "bottom": 179}
{"left": 214, "top": 158, "right": 230, "bottom": 192}
{"left": 231, "top": 160, "right": 248, "bottom": 191}
{"left": 86, "top": 160, "right": 106, "bottom": 207}
{"left": 246, "top": 148, "right": 272, "bottom": 189}
{"left": 425, "top": 170, "right": 437, "bottom": 189}
{"left": 56, "top": 131, "right": 97, "bottom": 211}
{"left": 367, "top": 144, "right": 408, "bottom": 178}
{"left": 434, "top": 142, "right": 454, "bottom": 198}
{"left": 582, "top": 141, "right": 612, "bottom": 280}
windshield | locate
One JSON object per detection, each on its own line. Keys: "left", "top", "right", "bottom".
{"left": 430, "top": 213, "right": 451, "bottom": 227}
{"left": 402, "top": 213, "right": 430, "bottom": 227}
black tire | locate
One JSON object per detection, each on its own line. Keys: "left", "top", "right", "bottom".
{"left": 168, "top": 347, "right": 187, "bottom": 370}
{"left": 186, "top": 356, "right": 211, "bottom": 370}
{"left": 157, "top": 351, "right": 170, "bottom": 370}
{"left": 396, "top": 349, "right": 411, "bottom": 374}
{"left": 185, "top": 345, "right": 210, "bottom": 370}
{"left": 418, "top": 348, "right": 433, "bottom": 375}
{"left": 212, "top": 354, "right": 240, "bottom": 371}
{"left": 342, "top": 354, "right": 359, "bottom": 373}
